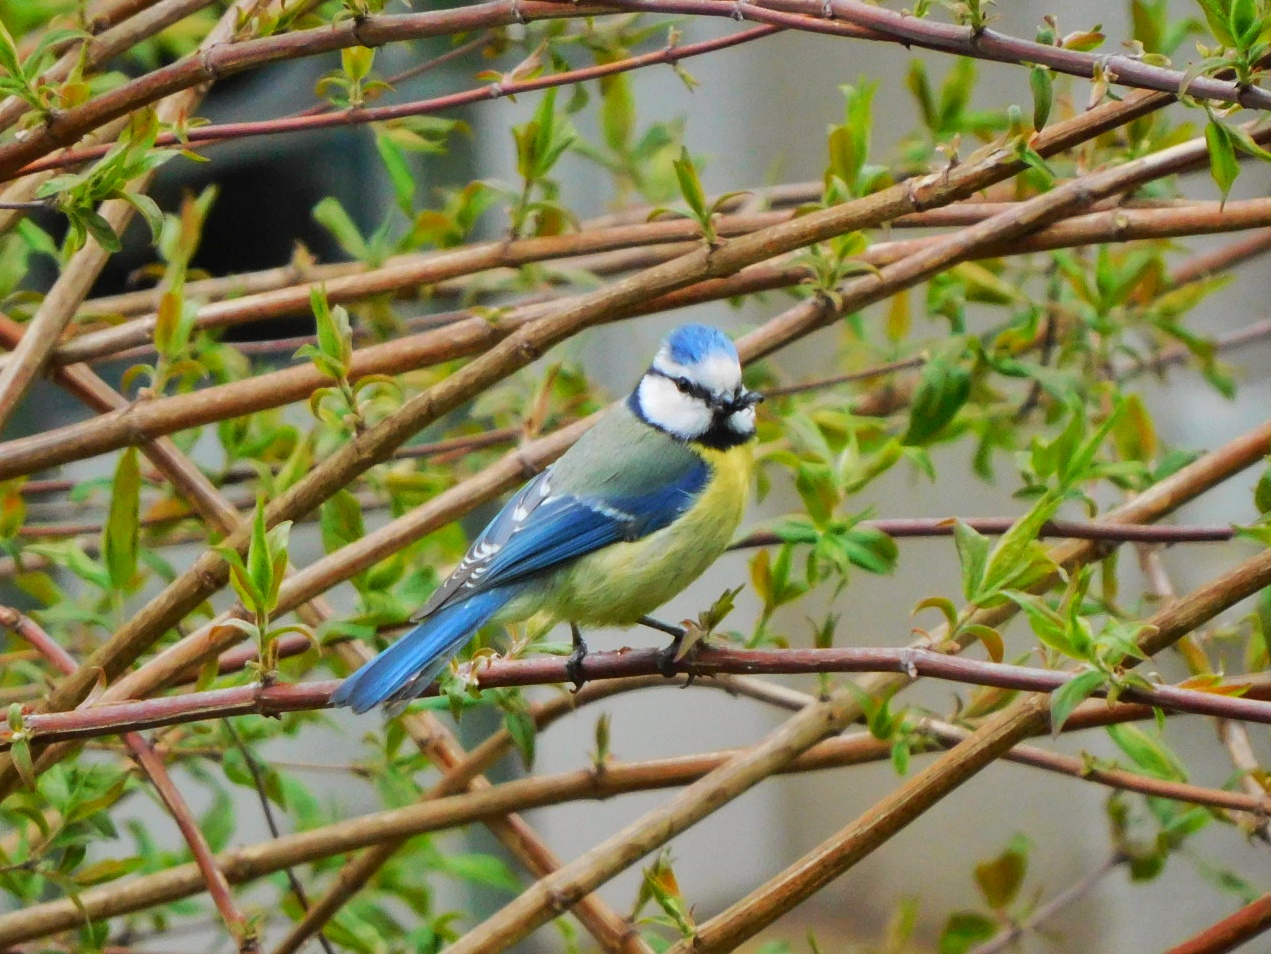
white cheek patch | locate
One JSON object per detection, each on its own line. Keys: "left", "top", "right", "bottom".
{"left": 638, "top": 375, "right": 712, "bottom": 439}
{"left": 727, "top": 405, "right": 756, "bottom": 434}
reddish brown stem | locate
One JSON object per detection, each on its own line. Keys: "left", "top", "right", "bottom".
{"left": 7, "top": 649, "right": 1271, "bottom": 747}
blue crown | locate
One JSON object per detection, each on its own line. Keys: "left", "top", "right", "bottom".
{"left": 663, "top": 324, "right": 738, "bottom": 366}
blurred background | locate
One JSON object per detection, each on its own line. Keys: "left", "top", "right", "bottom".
{"left": 8, "top": 0, "right": 1271, "bottom": 950}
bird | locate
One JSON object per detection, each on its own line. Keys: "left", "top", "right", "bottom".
{"left": 331, "top": 323, "right": 763, "bottom": 713}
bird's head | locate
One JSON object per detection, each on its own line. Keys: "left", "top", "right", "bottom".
{"left": 631, "top": 324, "right": 763, "bottom": 449}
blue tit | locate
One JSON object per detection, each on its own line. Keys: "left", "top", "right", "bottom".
{"left": 332, "top": 323, "right": 762, "bottom": 713}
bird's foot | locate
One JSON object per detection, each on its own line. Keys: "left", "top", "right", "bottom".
{"left": 656, "top": 638, "right": 680, "bottom": 678}
{"left": 657, "top": 634, "right": 697, "bottom": 687}
{"left": 565, "top": 623, "right": 588, "bottom": 693}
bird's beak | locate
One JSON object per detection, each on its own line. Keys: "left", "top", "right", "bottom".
{"left": 719, "top": 388, "right": 763, "bottom": 413}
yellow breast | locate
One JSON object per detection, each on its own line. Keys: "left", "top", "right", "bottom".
{"left": 534, "top": 442, "right": 753, "bottom": 627}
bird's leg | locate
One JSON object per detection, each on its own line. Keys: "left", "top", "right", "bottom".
{"left": 565, "top": 623, "right": 589, "bottom": 692}
{"left": 639, "top": 615, "right": 691, "bottom": 682}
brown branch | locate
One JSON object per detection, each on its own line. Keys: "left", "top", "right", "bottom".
{"left": 20, "top": 182, "right": 1269, "bottom": 481}
{"left": 3, "top": 0, "right": 1265, "bottom": 184}
{"left": 0, "top": 1, "right": 614, "bottom": 182}
{"left": 17, "top": 25, "right": 782, "bottom": 173}
{"left": 12, "top": 649, "right": 1271, "bottom": 754}
{"left": 272, "top": 642, "right": 653, "bottom": 954}
{"left": 1169, "top": 229, "right": 1271, "bottom": 286}
{"left": 1163, "top": 893, "right": 1271, "bottom": 954}
{"left": 2, "top": 279, "right": 641, "bottom": 954}
{"left": 0, "top": 75, "right": 1167, "bottom": 800}
{"left": 733, "top": 518, "right": 1235, "bottom": 548}
{"left": 43, "top": 195, "right": 1271, "bottom": 373}
{"left": 0, "top": 605, "right": 255, "bottom": 951}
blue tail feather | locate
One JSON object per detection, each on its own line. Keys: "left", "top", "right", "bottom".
{"left": 332, "top": 589, "right": 514, "bottom": 714}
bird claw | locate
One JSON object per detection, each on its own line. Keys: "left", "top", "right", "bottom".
{"left": 657, "top": 637, "right": 696, "bottom": 687}
{"left": 566, "top": 625, "right": 588, "bottom": 693}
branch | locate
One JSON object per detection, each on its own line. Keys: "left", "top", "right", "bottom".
{"left": 12, "top": 648, "right": 1271, "bottom": 748}
{"left": 4, "top": 711, "right": 1268, "bottom": 948}
{"left": 0, "top": 0, "right": 612, "bottom": 183}
{"left": 42, "top": 195, "right": 1271, "bottom": 374}
{"left": 222, "top": 722, "right": 334, "bottom": 954}
{"left": 2, "top": 315, "right": 643, "bottom": 951}
{"left": 1163, "top": 893, "right": 1271, "bottom": 954}
{"left": 734, "top": 519, "right": 1235, "bottom": 548}
{"left": 0, "top": 71, "right": 1172, "bottom": 805}
{"left": 4, "top": 188, "right": 1266, "bottom": 485}
{"left": 17, "top": 25, "right": 782, "bottom": 173}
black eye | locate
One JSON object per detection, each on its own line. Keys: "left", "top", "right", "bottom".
{"left": 674, "top": 378, "right": 691, "bottom": 394}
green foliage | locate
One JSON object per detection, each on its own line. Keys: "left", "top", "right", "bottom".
{"left": 36, "top": 109, "right": 174, "bottom": 254}
{"left": 510, "top": 88, "right": 578, "bottom": 237}
{"left": 2, "top": 3, "right": 1267, "bottom": 950}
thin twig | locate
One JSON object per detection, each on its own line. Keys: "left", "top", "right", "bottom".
{"left": 223, "top": 722, "right": 337, "bottom": 954}
{"left": 968, "top": 854, "right": 1124, "bottom": 954}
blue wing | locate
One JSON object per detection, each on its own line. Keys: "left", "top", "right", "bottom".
{"left": 333, "top": 448, "right": 708, "bottom": 712}
{"left": 414, "top": 457, "right": 709, "bottom": 618}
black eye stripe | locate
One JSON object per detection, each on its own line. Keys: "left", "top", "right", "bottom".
{"left": 650, "top": 368, "right": 713, "bottom": 402}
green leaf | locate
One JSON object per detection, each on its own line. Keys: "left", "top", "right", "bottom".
{"left": 312, "top": 197, "right": 368, "bottom": 260}
{"left": 1205, "top": 119, "right": 1240, "bottom": 207}
{"left": 599, "top": 68, "right": 634, "bottom": 154}
{"left": 438, "top": 852, "right": 522, "bottom": 894}
{"left": 246, "top": 499, "right": 273, "bottom": 615}
{"left": 320, "top": 489, "right": 365, "bottom": 553}
{"left": 1049, "top": 669, "right": 1106, "bottom": 734}
{"left": 838, "top": 525, "right": 898, "bottom": 575}
{"left": 902, "top": 356, "right": 971, "bottom": 446}
{"left": 374, "top": 129, "right": 416, "bottom": 215}
{"left": 342, "top": 45, "right": 374, "bottom": 82}
{"left": 102, "top": 448, "right": 141, "bottom": 591}
{"left": 974, "top": 835, "right": 1029, "bottom": 910}
{"left": 1029, "top": 66, "right": 1052, "bottom": 131}
{"left": 673, "top": 146, "right": 708, "bottom": 226}
{"left": 980, "top": 491, "right": 1062, "bottom": 597}
{"left": 913, "top": 595, "right": 958, "bottom": 632}
{"left": 1106, "top": 723, "right": 1187, "bottom": 780}
{"left": 952, "top": 519, "right": 990, "bottom": 603}
{"left": 72, "top": 856, "right": 143, "bottom": 886}
{"left": 11, "top": 737, "right": 35, "bottom": 790}
{"left": 81, "top": 209, "right": 122, "bottom": 253}
{"left": 505, "top": 708, "right": 536, "bottom": 770}
{"left": 939, "top": 911, "right": 997, "bottom": 954}
{"left": 1257, "top": 586, "right": 1271, "bottom": 665}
